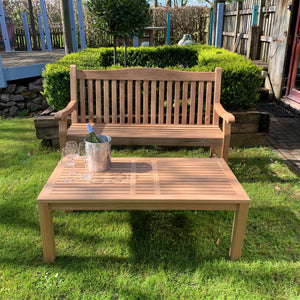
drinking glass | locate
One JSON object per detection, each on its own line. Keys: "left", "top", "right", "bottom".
{"left": 78, "top": 142, "right": 93, "bottom": 182}
{"left": 66, "top": 141, "right": 79, "bottom": 159}
{"left": 61, "top": 147, "right": 76, "bottom": 183}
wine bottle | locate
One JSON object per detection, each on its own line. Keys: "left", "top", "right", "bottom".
{"left": 86, "top": 124, "right": 104, "bottom": 143}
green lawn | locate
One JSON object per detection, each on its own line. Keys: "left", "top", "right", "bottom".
{"left": 0, "top": 118, "right": 299, "bottom": 299}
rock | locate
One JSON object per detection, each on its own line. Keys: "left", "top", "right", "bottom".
{"left": 15, "top": 85, "right": 27, "bottom": 94}
{"left": 0, "top": 102, "right": 9, "bottom": 109}
{"left": 27, "top": 102, "right": 41, "bottom": 111}
{"left": 0, "top": 94, "right": 10, "bottom": 102}
{"left": 17, "top": 102, "right": 26, "bottom": 109}
{"left": 6, "top": 84, "right": 17, "bottom": 94}
{"left": 10, "top": 94, "right": 24, "bottom": 102}
{"left": 33, "top": 96, "right": 44, "bottom": 105}
{"left": 3, "top": 108, "right": 9, "bottom": 113}
{"left": 7, "top": 101, "right": 17, "bottom": 106}
{"left": 28, "top": 82, "right": 43, "bottom": 93}
{"left": 33, "top": 78, "right": 44, "bottom": 86}
{"left": 22, "top": 90, "right": 37, "bottom": 100}
{"left": 9, "top": 106, "right": 19, "bottom": 115}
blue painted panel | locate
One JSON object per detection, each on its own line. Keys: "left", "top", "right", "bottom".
{"left": 133, "top": 35, "right": 139, "bottom": 47}
{"left": 0, "top": 0, "right": 11, "bottom": 51}
{"left": 215, "top": 3, "right": 224, "bottom": 48}
{"left": 37, "top": 14, "right": 46, "bottom": 51}
{"left": 21, "top": 12, "right": 32, "bottom": 51}
{"left": 251, "top": 5, "right": 259, "bottom": 26}
{"left": 209, "top": 10, "right": 213, "bottom": 46}
{"left": 166, "top": 12, "right": 171, "bottom": 46}
{"left": 40, "top": 0, "right": 52, "bottom": 51}
{"left": 69, "top": 0, "right": 78, "bottom": 52}
{"left": 76, "top": 0, "right": 86, "bottom": 50}
{"left": 3, "top": 64, "right": 46, "bottom": 81}
{"left": 0, "top": 55, "right": 7, "bottom": 87}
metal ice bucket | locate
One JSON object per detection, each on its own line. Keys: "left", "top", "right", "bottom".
{"left": 84, "top": 135, "right": 111, "bottom": 172}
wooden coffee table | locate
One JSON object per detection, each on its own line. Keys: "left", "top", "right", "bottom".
{"left": 37, "top": 157, "right": 250, "bottom": 263}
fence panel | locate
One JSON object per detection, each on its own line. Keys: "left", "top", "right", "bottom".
{"left": 222, "top": 0, "right": 276, "bottom": 61}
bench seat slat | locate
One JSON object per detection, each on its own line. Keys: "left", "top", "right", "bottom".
{"left": 67, "top": 123, "right": 224, "bottom": 146}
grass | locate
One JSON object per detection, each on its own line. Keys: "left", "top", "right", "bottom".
{"left": 0, "top": 118, "right": 299, "bottom": 299}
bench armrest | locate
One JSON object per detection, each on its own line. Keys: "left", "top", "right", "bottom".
{"left": 214, "top": 103, "right": 235, "bottom": 124}
{"left": 54, "top": 100, "right": 77, "bottom": 120}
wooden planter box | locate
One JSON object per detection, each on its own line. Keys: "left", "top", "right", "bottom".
{"left": 34, "top": 111, "right": 270, "bottom": 148}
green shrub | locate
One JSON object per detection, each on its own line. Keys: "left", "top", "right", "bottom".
{"left": 189, "top": 45, "right": 262, "bottom": 110}
{"left": 98, "top": 46, "right": 198, "bottom": 68}
{"left": 43, "top": 45, "right": 262, "bottom": 111}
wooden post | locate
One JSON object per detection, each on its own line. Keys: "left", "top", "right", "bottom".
{"left": 247, "top": 26, "right": 260, "bottom": 59}
{"left": 166, "top": 12, "right": 171, "bottom": 45}
{"left": 28, "top": 0, "right": 38, "bottom": 50}
{"left": 40, "top": 0, "right": 52, "bottom": 51}
{"left": 0, "top": 55, "right": 7, "bottom": 88}
{"left": 0, "top": 0, "right": 11, "bottom": 51}
{"left": 68, "top": 0, "right": 78, "bottom": 52}
{"left": 21, "top": 12, "right": 32, "bottom": 51}
{"left": 76, "top": 0, "right": 86, "bottom": 50}
{"left": 61, "top": 0, "right": 73, "bottom": 53}
{"left": 251, "top": 5, "right": 259, "bottom": 26}
{"left": 37, "top": 13, "right": 46, "bottom": 51}
{"left": 215, "top": 3, "right": 224, "bottom": 48}
{"left": 208, "top": 9, "right": 213, "bottom": 45}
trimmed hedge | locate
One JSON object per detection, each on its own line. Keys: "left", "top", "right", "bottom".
{"left": 42, "top": 45, "right": 262, "bottom": 111}
{"left": 98, "top": 46, "right": 198, "bottom": 68}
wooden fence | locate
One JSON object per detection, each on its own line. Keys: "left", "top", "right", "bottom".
{"left": 222, "top": 0, "right": 277, "bottom": 62}
{"left": 15, "top": 26, "right": 64, "bottom": 50}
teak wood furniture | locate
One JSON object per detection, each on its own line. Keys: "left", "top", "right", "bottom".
{"left": 55, "top": 66, "right": 235, "bottom": 161}
{"left": 37, "top": 157, "right": 250, "bottom": 263}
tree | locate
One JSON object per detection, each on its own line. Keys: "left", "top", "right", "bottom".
{"left": 86, "top": 0, "right": 152, "bottom": 66}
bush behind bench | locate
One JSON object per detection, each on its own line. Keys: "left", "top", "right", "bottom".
{"left": 42, "top": 45, "right": 262, "bottom": 111}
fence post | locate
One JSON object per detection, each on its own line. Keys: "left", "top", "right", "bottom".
{"left": 208, "top": 9, "right": 213, "bottom": 45}
{"left": 21, "top": 12, "right": 32, "bottom": 51}
{"left": 0, "top": 54, "right": 7, "bottom": 88}
{"left": 0, "top": 0, "right": 11, "bottom": 51}
{"left": 37, "top": 13, "right": 46, "bottom": 51}
{"left": 76, "top": 0, "right": 86, "bottom": 50}
{"left": 215, "top": 3, "right": 224, "bottom": 48}
{"left": 247, "top": 26, "right": 260, "bottom": 59}
{"left": 166, "top": 12, "right": 171, "bottom": 45}
{"left": 251, "top": 5, "right": 259, "bottom": 26}
{"left": 40, "top": 0, "right": 52, "bottom": 51}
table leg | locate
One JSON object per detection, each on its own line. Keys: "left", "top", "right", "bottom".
{"left": 38, "top": 203, "right": 56, "bottom": 263}
{"left": 229, "top": 204, "right": 249, "bottom": 260}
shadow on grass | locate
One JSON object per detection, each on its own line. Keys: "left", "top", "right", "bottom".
{"left": 228, "top": 155, "right": 300, "bottom": 184}
{"left": 0, "top": 205, "right": 299, "bottom": 268}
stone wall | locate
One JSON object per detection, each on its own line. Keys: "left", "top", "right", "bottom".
{"left": 0, "top": 77, "right": 49, "bottom": 116}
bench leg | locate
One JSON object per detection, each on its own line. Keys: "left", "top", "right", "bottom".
{"left": 210, "top": 146, "right": 222, "bottom": 158}
{"left": 38, "top": 203, "right": 56, "bottom": 263}
{"left": 229, "top": 204, "right": 249, "bottom": 260}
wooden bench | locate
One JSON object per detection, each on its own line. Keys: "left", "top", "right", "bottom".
{"left": 55, "top": 65, "right": 235, "bottom": 161}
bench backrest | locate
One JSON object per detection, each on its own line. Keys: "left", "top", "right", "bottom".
{"left": 70, "top": 65, "right": 222, "bottom": 126}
